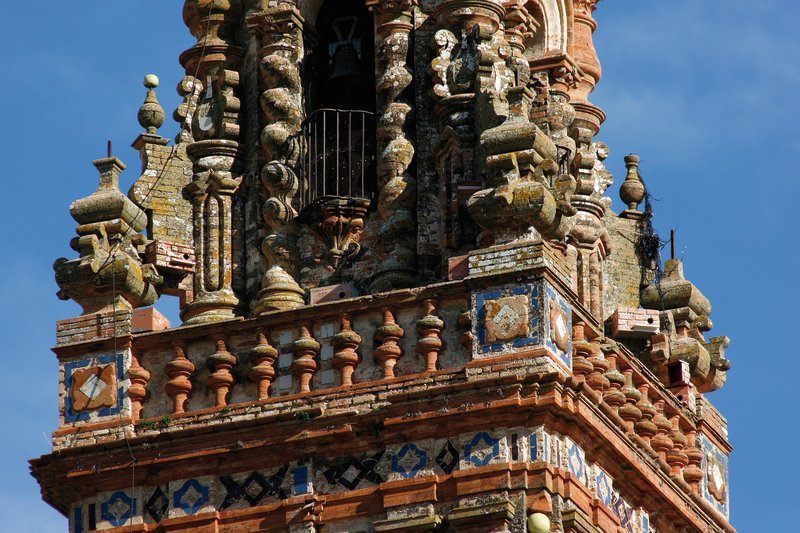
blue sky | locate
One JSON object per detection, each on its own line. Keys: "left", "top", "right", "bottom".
{"left": 3, "top": 1, "right": 796, "bottom": 531}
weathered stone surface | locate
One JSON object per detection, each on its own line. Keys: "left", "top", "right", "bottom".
{"left": 37, "top": 2, "right": 736, "bottom": 533}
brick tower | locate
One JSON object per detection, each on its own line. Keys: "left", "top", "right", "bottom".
{"left": 32, "top": 1, "right": 734, "bottom": 532}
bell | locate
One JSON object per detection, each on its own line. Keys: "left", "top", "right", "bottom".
{"left": 328, "top": 42, "right": 362, "bottom": 83}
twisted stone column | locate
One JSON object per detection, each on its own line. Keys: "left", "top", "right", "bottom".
{"left": 367, "top": 0, "right": 418, "bottom": 292}
{"left": 249, "top": 6, "right": 306, "bottom": 313}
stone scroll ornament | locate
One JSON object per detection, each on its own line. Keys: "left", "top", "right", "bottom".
{"left": 249, "top": 7, "right": 306, "bottom": 314}
{"left": 367, "top": 0, "right": 418, "bottom": 292}
{"left": 467, "top": 84, "right": 577, "bottom": 246}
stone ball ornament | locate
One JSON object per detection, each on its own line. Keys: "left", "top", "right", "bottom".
{"left": 144, "top": 73, "right": 160, "bottom": 88}
{"left": 138, "top": 73, "right": 166, "bottom": 134}
{"left": 527, "top": 512, "right": 551, "bottom": 533}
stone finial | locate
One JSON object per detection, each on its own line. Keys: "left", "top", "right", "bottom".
{"left": 137, "top": 74, "right": 166, "bottom": 134}
{"left": 619, "top": 154, "right": 645, "bottom": 218}
{"left": 641, "top": 259, "right": 731, "bottom": 392}
{"left": 54, "top": 152, "right": 158, "bottom": 314}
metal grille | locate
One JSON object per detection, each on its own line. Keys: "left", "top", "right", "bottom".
{"left": 300, "top": 108, "right": 375, "bottom": 208}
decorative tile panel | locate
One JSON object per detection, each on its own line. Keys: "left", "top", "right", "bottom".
{"left": 144, "top": 486, "right": 169, "bottom": 523}
{"left": 594, "top": 467, "right": 613, "bottom": 507}
{"left": 173, "top": 478, "right": 210, "bottom": 516}
{"left": 699, "top": 433, "right": 729, "bottom": 518}
{"left": 63, "top": 352, "right": 127, "bottom": 423}
{"left": 564, "top": 437, "right": 587, "bottom": 484}
{"left": 391, "top": 443, "right": 428, "bottom": 479}
{"left": 474, "top": 284, "right": 540, "bottom": 355}
{"left": 100, "top": 490, "right": 136, "bottom": 528}
{"left": 545, "top": 283, "right": 572, "bottom": 369}
{"left": 76, "top": 427, "right": 657, "bottom": 531}
{"left": 463, "top": 431, "right": 501, "bottom": 467}
{"left": 472, "top": 280, "right": 573, "bottom": 371}
{"left": 435, "top": 440, "right": 460, "bottom": 474}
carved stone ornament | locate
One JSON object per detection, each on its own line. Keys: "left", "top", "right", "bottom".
{"left": 300, "top": 196, "right": 370, "bottom": 272}
{"left": 549, "top": 298, "right": 569, "bottom": 353}
{"left": 70, "top": 365, "right": 117, "bottom": 412}
{"left": 484, "top": 295, "right": 530, "bottom": 344}
{"left": 706, "top": 453, "right": 728, "bottom": 504}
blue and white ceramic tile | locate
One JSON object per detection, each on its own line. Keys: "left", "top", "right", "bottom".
{"left": 460, "top": 431, "right": 505, "bottom": 468}
{"left": 564, "top": 437, "right": 588, "bottom": 485}
{"left": 97, "top": 489, "right": 138, "bottom": 528}
{"left": 473, "top": 283, "right": 541, "bottom": 355}
{"left": 698, "top": 432, "right": 729, "bottom": 518}
{"left": 529, "top": 426, "right": 551, "bottom": 463}
{"left": 171, "top": 477, "right": 214, "bottom": 518}
{"left": 544, "top": 283, "right": 572, "bottom": 369}
{"left": 593, "top": 465, "right": 614, "bottom": 507}
{"left": 293, "top": 463, "right": 312, "bottom": 496}
{"left": 63, "top": 352, "right": 127, "bottom": 423}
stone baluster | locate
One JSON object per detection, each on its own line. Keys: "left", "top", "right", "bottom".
{"left": 571, "top": 322, "right": 594, "bottom": 381}
{"left": 207, "top": 334, "right": 237, "bottom": 407}
{"left": 374, "top": 307, "right": 405, "bottom": 379}
{"left": 666, "top": 415, "right": 689, "bottom": 479}
{"left": 683, "top": 430, "right": 704, "bottom": 492}
{"left": 332, "top": 313, "right": 362, "bottom": 386}
{"left": 249, "top": 330, "right": 278, "bottom": 400}
{"left": 633, "top": 383, "right": 658, "bottom": 446}
{"left": 165, "top": 340, "right": 195, "bottom": 414}
{"left": 366, "top": 0, "right": 418, "bottom": 291}
{"left": 618, "top": 369, "right": 642, "bottom": 433}
{"left": 586, "top": 345, "right": 609, "bottom": 392}
{"left": 292, "top": 324, "right": 320, "bottom": 393}
{"left": 651, "top": 400, "right": 674, "bottom": 463}
{"left": 128, "top": 349, "right": 150, "bottom": 423}
{"left": 601, "top": 353, "right": 625, "bottom": 410}
{"left": 248, "top": 6, "right": 306, "bottom": 313}
{"left": 458, "top": 311, "right": 474, "bottom": 351}
{"left": 416, "top": 299, "right": 445, "bottom": 372}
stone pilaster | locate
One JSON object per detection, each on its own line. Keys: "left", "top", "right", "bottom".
{"left": 182, "top": 138, "right": 243, "bottom": 324}
{"left": 180, "top": 0, "right": 246, "bottom": 324}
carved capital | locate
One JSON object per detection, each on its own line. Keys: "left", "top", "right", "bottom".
{"left": 301, "top": 197, "right": 370, "bottom": 272}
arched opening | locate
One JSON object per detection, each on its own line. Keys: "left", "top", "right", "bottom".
{"left": 523, "top": 0, "right": 569, "bottom": 60}
{"left": 300, "top": 0, "right": 376, "bottom": 208}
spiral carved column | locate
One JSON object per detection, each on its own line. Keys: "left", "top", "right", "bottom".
{"left": 367, "top": 0, "right": 418, "bottom": 292}
{"left": 248, "top": 6, "right": 306, "bottom": 313}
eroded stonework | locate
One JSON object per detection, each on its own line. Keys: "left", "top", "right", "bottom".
{"left": 36, "top": 2, "right": 735, "bottom": 533}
